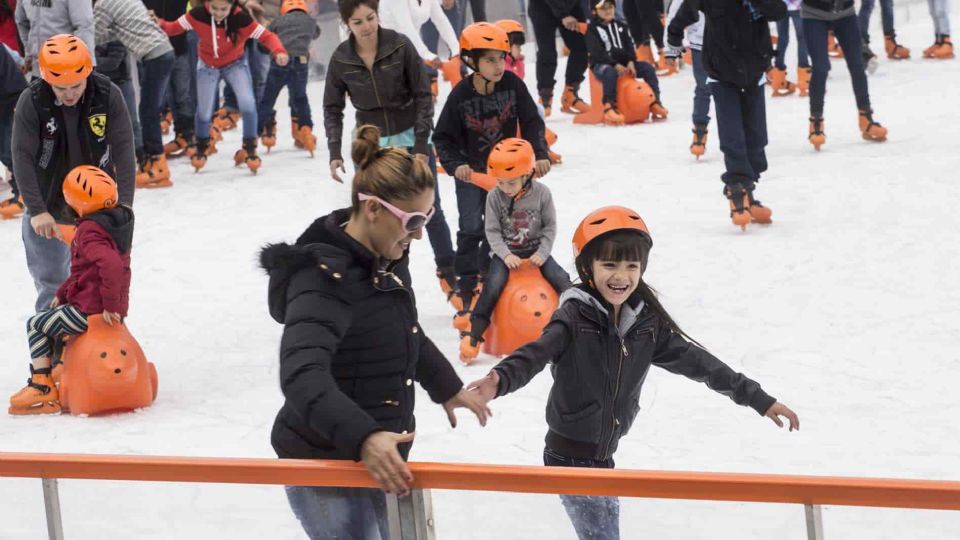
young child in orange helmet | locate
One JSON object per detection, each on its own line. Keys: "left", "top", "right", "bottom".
{"left": 458, "top": 138, "right": 571, "bottom": 361}
{"left": 257, "top": 0, "right": 320, "bottom": 155}
{"left": 9, "top": 165, "right": 135, "bottom": 415}
{"left": 433, "top": 22, "right": 553, "bottom": 326}
{"left": 468, "top": 205, "right": 799, "bottom": 539}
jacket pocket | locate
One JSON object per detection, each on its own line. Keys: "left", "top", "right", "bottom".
{"left": 559, "top": 400, "right": 601, "bottom": 423}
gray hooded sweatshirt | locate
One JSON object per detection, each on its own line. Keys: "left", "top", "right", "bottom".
{"left": 16, "top": 0, "right": 97, "bottom": 77}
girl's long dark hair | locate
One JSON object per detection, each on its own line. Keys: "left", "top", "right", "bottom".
{"left": 575, "top": 230, "right": 703, "bottom": 347}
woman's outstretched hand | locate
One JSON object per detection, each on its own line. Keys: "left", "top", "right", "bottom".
{"left": 466, "top": 370, "right": 500, "bottom": 404}
{"left": 442, "top": 388, "right": 492, "bottom": 428}
{"left": 764, "top": 401, "right": 800, "bottom": 431}
{"left": 361, "top": 431, "right": 416, "bottom": 495}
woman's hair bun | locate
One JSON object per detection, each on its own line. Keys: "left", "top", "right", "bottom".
{"left": 351, "top": 125, "right": 383, "bottom": 170}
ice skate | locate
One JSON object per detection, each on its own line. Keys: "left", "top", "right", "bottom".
{"left": 809, "top": 116, "right": 826, "bottom": 151}
{"left": 859, "top": 109, "right": 887, "bottom": 141}
{"left": 885, "top": 34, "right": 910, "bottom": 60}
{"left": 690, "top": 124, "right": 708, "bottom": 158}
{"left": 561, "top": 85, "right": 590, "bottom": 114}
{"left": 8, "top": 367, "right": 61, "bottom": 415}
{"left": 767, "top": 67, "right": 797, "bottom": 97}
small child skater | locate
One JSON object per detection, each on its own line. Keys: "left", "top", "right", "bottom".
{"left": 664, "top": 0, "right": 710, "bottom": 157}
{"left": 8, "top": 166, "right": 134, "bottom": 415}
{"left": 433, "top": 22, "right": 552, "bottom": 324}
{"left": 468, "top": 205, "right": 799, "bottom": 539}
{"left": 257, "top": 0, "right": 320, "bottom": 156}
{"left": 587, "top": 0, "right": 668, "bottom": 125}
{"left": 458, "top": 138, "right": 571, "bottom": 362}
{"left": 156, "top": 0, "right": 289, "bottom": 174}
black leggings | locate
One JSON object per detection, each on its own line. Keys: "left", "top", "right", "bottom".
{"left": 528, "top": 0, "right": 589, "bottom": 93}
{"left": 624, "top": 0, "right": 664, "bottom": 49}
{"left": 803, "top": 15, "right": 872, "bottom": 116}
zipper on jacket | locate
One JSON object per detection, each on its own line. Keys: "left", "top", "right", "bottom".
{"left": 603, "top": 333, "right": 626, "bottom": 458}
{"left": 368, "top": 65, "right": 391, "bottom": 135}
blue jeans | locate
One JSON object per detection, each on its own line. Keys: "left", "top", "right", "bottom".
{"left": 258, "top": 58, "right": 312, "bottom": 133}
{"left": 690, "top": 49, "right": 711, "bottom": 126}
{"left": 592, "top": 62, "right": 661, "bottom": 105}
{"left": 285, "top": 485, "right": 389, "bottom": 540}
{"left": 803, "top": 15, "right": 872, "bottom": 116}
{"left": 0, "top": 108, "right": 12, "bottom": 172}
{"left": 224, "top": 41, "right": 270, "bottom": 112}
{"left": 196, "top": 58, "right": 258, "bottom": 140}
{"left": 710, "top": 80, "right": 768, "bottom": 186}
{"left": 408, "top": 146, "right": 455, "bottom": 269}
{"left": 139, "top": 51, "right": 175, "bottom": 156}
{"left": 776, "top": 11, "right": 810, "bottom": 69}
{"left": 543, "top": 447, "right": 619, "bottom": 540}
{"left": 118, "top": 79, "right": 143, "bottom": 153}
{"left": 166, "top": 47, "right": 197, "bottom": 138}
{"left": 21, "top": 212, "right": 71, "bottom": 313}
{"left": 858, "top": 0, "right": 895, "bottom": 44}
{"left": 454, "top": 180, "right": 489, "bottom": 291}
{"left": 470, "top": 255, "right": 571, "bottom": 337}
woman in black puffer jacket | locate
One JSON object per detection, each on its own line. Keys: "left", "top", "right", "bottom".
{"left": 261, "top": 125, "right": 489, "bottom": 540}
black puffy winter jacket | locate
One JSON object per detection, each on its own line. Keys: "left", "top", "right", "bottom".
{"left": 667, "top": 0, "right": 786, "bottom": 89}
{"left": 262, "top": 209, "right": 463, "bottom": 461}
{"left": 493, "top": 287, "right": 777, "bottom": 461}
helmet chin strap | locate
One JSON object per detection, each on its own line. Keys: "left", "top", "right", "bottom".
{"left": 466, "top": 53, "right": 499, "bottom": 91}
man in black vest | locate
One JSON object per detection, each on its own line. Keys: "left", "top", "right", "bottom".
{"left": 12, "top": 34, "right": 135, "bottom": 312}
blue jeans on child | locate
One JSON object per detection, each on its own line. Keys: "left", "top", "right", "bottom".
{"left": 224, "top": 40, "right": 270, "bottom": 113}
{"left": 196, "top": 57, "right": 258, "bottom": 141}
{"left": 21, "top": 212, "right": 70, "bottom": 313}
{"left": 285, "top": 485, "right": 389, "bottom": 540}
{"left": 118, "top": 79, "right": 144, "bottom": 153}
{"left": 709, "top": 80, "right": 768, "bottom": 186}
{"left": 592, "top": 62, "right": 661, "bottom": 106}
{"left": 166, "top": 41, "right": 197, "bottom": 139}
{"left": 858, "top": 0, "right": 895, "bottom": 44}
{"left": 454, "top": 180, "right": 490, "bottom": 291}
{"left": 544, "top": 447, "right": 619, "bottom": 540}
{"left": 690, "top": 49, "right": 711, "bottom": 126}
{"left": 803, "top": 15, "right": 872, "bottom": 116}
{"left": 407, "top": 146, "right": 455, "bottom": 269}
{"left": 258, "top": 57, "right": 311, "bottom": 133}
{"left": 776, "top": 11, "right": 810, "bottom": 69}
{"left": 471, "top": 255, "right": 571, "bottom": 333}
{"left": 139, "top": 51, "right": 175, "bottom": 156}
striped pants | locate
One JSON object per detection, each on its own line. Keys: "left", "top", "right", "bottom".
{"left": 27, "top": 305, "right": 89, "bottom": 360}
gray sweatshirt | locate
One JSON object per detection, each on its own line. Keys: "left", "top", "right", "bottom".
{"left": 16, "top": 0, "right": 97, "bottom": 76}
{"left": 485, "top": 181, "right": 557, "bottom": 261}
{"left": 268, "top": 11, "right": 320, "bottom": 59}
{"left": 12, "top": 83, "right": 136, "bottom": 216}
{"left": 94, "top": 0, "right": 173, "bottom": 61}
{"left": 800, "top": 0, "right": 855, "bottom": 21}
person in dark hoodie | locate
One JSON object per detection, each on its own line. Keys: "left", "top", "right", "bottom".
{"left": 8, "top": 165, "right": 133, "bottom": 415}
{"left": 12, "top": 34, "right": 136, "bottom": 313}
{"left": 468, "top": 205, "right": 799, "bottom": 540}
{"left": 0, "top": 39, "right": 27, "bottom": 219}
{"left": 260, "top": 125, "right": 490, "bottom": 539}
{"left": 666, "top": 0, "right": 783, "bottom": 230}
{"left": 325, "top": 0, "right": 458, "bottom": 314}
{"left": 585, "top": 0, "right": 667, "bottom": 125}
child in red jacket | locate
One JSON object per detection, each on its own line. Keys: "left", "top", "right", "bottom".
{"left": 157, "top": 0, "right": 288, "bottom": 173}
{"left": 8, "top": 166, "right": 134, "bottom": 415}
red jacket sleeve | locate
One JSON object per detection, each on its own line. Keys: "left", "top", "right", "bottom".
{"left": 80, "top": 226, "right": 127, "bottom": 314}
{"left": 159, "top": 14, "right": 192, "bottom": 37}
{"left": 244, "top": 22, "right": 286, "bottom": 56}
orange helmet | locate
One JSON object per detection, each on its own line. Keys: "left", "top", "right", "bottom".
{"left": 62, "top": 165, "right": 118, "bottom": 217}
{"left": 495, "top": 19, "right": 526, "bottom": 46}
{"left": 460, "top": 22, "right": 510, "bottom": 61}
{"left": 572, "top": 206, "right": 650, "bottom": 258}
{"left": 280, "top": 0, "right": 307, "bottom": 15}
{"left": 38, "top": 34, "right": 93, "bottom": 86}
{"left": 487, "top": 138, "right": 534, "bottom": 179}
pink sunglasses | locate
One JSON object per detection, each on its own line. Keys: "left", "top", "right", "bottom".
{"left": 359, "top": 193, "right": 435, "bottom": 232}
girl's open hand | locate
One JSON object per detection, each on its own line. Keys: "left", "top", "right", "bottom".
{"left": 466, "top": 370, "right": 500, "bottom": 404}
{"left": 764, "top": 401, "right": 799, "bottom": 431}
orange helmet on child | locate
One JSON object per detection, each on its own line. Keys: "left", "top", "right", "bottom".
{"left": 572, "top": 206, "right": 651, "bottom": 258}
{"left": 495, "top": 19, "right": 526, "bottom": 45}
{"left": 487, "top": 138, "right": 535, "bottom": 179}
{"left": 460, "top": 22, "right": 510, "bottom": 69}
{"left": 280, "top": 0, "right": 307, "bottom": 15}
{"left": 38, "top": 34, "right": 93, "bottom": 86}
{"left": 62, "top": 166, "right": 118, "bottom": 217}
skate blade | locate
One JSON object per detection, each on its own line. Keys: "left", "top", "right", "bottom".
{"left": 9, "top": 401, "right": 62, "bottom": 415}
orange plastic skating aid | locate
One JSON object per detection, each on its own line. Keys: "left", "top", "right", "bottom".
{"left": 725, "top": 184, "right": 753, "bottom": 231}
{"left": 767, "top": 67, "right": 797, "bottom": 97}
{"left": 809, "top": 116, "right": 826, "bottom": 151}
{"left": 691, "top": 124, "right": 707, "bottom": 158}
{"left": 884, "top": 34, "right": 910, "bottom": 59}
{"left": 58, "top": 318, "right": 158, "bottom": 415}
{"left": 560, "top": 85, "right": 590, "bottom": 114}
{"left": 8, "top": 368, "right": 61, "bottom": 415}
{"left": 136, "top": 155, "right": 172, "bottom": 189}
{"left": 0, "top": 197, "right": 24, "bottom": 220}
{"left": 797, "top": 66, "right": 812, "bottom": 97}
{"left": 859, "top": 109, "right": 887, "bottom": 142}
{"left": 603, "top": 103, "right": 626, "bottom": 126}
{"left": 635, "top": 43, "right": 655, "bottom": 65}
{"left": 297, "top": 126, "right": 317, "bottom": 157}
{"left": 574, "top": 72, "right": 655, "bottom": 125}
{"left": 481, "top": 262, "right": 559, "bottom": 357}
{"left": 440, "top": 56, "right": 462, "bottom": 85}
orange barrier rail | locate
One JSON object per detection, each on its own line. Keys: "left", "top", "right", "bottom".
{"left": 2, "top": 452, "right": 960, "bottom": 511}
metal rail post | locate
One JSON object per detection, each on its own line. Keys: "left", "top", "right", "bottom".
{"left": 387, "top": 489, "right": 435, "bottom": 540}
{"left": 42, "top": 478, "right": 64, "bottom": 540}
{"left": 805, "top": 504, "right": 825, "bottom": 540}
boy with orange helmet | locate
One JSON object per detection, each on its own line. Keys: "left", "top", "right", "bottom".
{"left": 12, "top": 34, "right": 136, "bottom": 312}
{"left": 433, "top": 22, "right": 552, "bottom": 323}
{"left": 458, "top": 138, "right": 571, "bottom": 362}
{"left": 9, "top": 165, "right": 135, "bottom": 415}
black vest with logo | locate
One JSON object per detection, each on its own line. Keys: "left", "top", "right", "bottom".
{"left": 30, "top": 72, "right": 115, "bottom": 222}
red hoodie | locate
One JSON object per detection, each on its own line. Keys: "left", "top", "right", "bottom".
{"left": 56, "top": 207, "right": 134, "bottom": 317}
{"left": 0, "top": 0, "right": 20, "bottom": 55}
{"left": 160, "top": 5, "right": 285, "bottom": 69}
